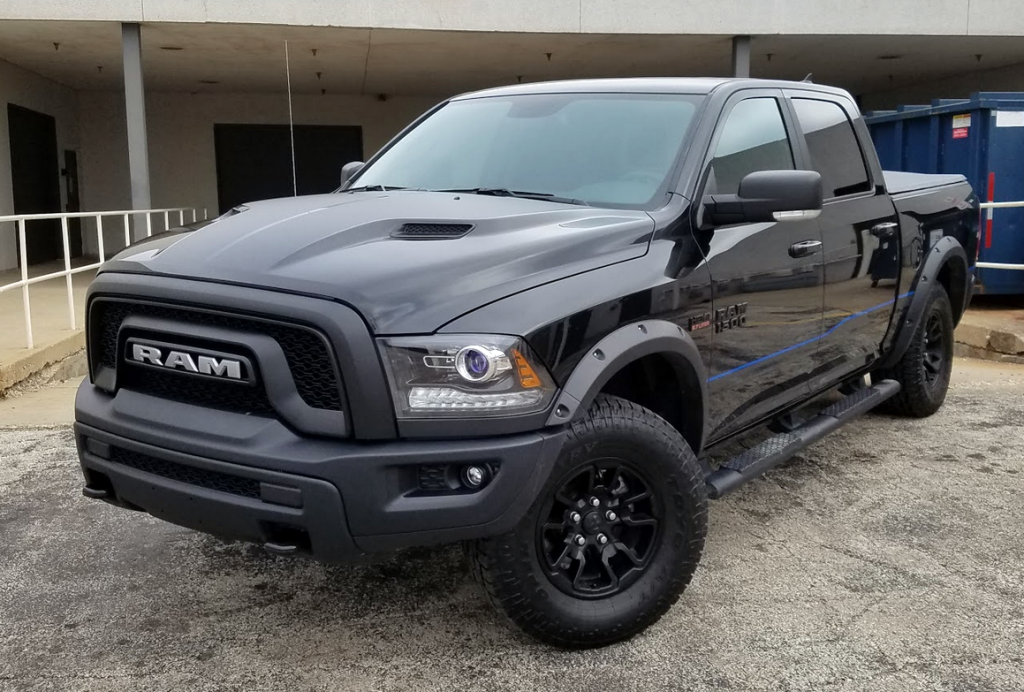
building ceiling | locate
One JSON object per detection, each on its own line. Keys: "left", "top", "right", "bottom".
{"left": 1, "top": 20, "right": 1023, "bottom": 100}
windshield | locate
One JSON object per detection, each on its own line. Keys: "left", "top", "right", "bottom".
{"left": 350, "top": 92, "right": 704, "bottom": 209}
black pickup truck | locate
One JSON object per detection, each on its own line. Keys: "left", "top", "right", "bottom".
{"left": 75, "top": 78, "right": 978, "bottom": 647}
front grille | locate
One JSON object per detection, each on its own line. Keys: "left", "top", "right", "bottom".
{"left": 110, "top": 446, "right": 261, "bottom": 499}
{"left": 92, "top": 300, "right": 343, "bottom": 412}
{"left": 119, "top": 366, "right": 275, "bottom": 417}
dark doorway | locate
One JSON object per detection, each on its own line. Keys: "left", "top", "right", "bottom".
{"left": 213, "top": 124, "right": 363, "bottom": 213}
{"left": 63, "top": 149, "right": 83, "bottom": 255}
{"left": 8, "top": 103, "right": 72, "bottom": 266}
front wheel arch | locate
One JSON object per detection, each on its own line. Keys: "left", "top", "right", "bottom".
{"left": 544, "top": 320, "right": 707, "bottom": 454}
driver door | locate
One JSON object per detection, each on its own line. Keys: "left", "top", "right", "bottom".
{"left": 697, "top": 92, "right": 825, "bottom": 441}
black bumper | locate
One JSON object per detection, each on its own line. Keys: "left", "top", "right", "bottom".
{"left": 75, "top": 383, "right": 565, "bottom": 563}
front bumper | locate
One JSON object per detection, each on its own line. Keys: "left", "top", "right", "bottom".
{"left": 75, "top": 382, "right": 565, "bottom": 562}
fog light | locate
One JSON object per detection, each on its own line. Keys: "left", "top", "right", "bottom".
{"left": 462, "top": 465, "right": 488, "bottom": 488}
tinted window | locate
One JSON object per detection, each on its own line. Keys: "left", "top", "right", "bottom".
{"left": 709, "top": 98, "right": 794, "bottom": 195}
{"left": 353, "top": 93, "right": 703, "bottom": 209}
{"left": 792, "top": 98, "right": 871, "bottom": 198}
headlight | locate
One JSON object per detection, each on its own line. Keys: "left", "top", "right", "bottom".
{"left": 379, "top": 335, "right": 556, "bottom": 418}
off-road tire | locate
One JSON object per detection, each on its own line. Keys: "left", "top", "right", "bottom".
{"left": 873, "top": 287, "right": 954, "bottom": 417}
{"left": 470, "top": 394, "right": 708, "bottom": 648}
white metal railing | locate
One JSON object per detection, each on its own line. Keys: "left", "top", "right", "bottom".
{"left": 977, "top": 200, "right": 1024, "bottom": 272}
{"left": 0, "top": 207, "right": 206, "bottom": 349}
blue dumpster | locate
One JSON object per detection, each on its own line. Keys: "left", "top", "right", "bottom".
{"left": 865, "top": 93, "right": 1024, "bottom": 295}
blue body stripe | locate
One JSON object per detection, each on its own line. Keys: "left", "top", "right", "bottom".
{"left": 707, "top": 291, "right": 914, "bottom": 383}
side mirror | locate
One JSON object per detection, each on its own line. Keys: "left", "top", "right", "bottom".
{"left": 340, "top": 161, "right": 365, "bottom": 187}
{"left": 703, "top": 170, "right": 823, "bottom": 226}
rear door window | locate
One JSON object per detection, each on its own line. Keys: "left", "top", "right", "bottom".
{"left": 792, "top": 98, "right": 872, "bottom": 198}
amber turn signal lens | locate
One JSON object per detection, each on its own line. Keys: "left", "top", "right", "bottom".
{"left": 512, "top": 349, "right": 541, "bottom": 388}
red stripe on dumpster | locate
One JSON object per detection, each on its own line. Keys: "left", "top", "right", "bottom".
{"left": 985, "top": 172, "right": 995, "bottom": 249}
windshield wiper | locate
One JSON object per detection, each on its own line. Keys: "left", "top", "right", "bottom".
{"left": 435, "top": 188, "right": 588, "bottom": 206}
{"left": 344, "top": 184, "right": 410, "bottom": 192}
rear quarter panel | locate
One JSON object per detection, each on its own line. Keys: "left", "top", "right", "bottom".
{"left": 883, "top": 180, "right": 979, "bottom": 352}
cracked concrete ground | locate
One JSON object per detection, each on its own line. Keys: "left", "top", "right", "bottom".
{"left": 1, "top": 359, "right": 1022, "bottom": 691}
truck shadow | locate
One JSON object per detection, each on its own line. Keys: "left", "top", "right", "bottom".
{"left": 180, "top": 533, "right": 534, "bottom": 647}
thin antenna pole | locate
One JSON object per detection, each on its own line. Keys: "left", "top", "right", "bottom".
{"left": 285, "top": 39, "right": 297, "bottom": 196}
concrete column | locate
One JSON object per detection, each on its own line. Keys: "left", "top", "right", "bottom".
{"left": 731, "top": 35, "right": 751, "bottom": 78}
{"left": 122, "top": 22, "right": 152, "bottom": 232}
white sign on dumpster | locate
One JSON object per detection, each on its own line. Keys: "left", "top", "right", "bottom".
{"left": 995, "top": 111, "right": 1024, "bottom": 128}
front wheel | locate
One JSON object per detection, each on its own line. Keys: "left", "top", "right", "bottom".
{"left": 873, "top": 287, "right": 954, "bottom": 417}
{"left": 470, "top": 395, "right": 707, "bottom": 648}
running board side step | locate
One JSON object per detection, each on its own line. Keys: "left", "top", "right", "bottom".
{"left": 705, "top": 379, "right": 901, "bottom": 499}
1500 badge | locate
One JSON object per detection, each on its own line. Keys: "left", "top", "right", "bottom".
{"left": 715, "top": 303, "right": 748, "bottom": 332}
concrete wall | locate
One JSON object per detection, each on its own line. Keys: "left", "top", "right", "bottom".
{"left": 4, "top": 0, "right": 1024, "bottom": 36}
{"left": 0, "top": 59, "right": 80, "bottom": 272}
{"left": 861, "top": 61, "right": 1024, "bottom": 110}
{"left": 78, "top": 90, "right": 440, "bottom": 256}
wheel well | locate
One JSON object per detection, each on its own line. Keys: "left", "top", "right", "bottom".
{"left": 936, "top": 256, "right": 968, "bottom": 325}
{"left": 598, "top": 353, "right": 704, "bottom": 454}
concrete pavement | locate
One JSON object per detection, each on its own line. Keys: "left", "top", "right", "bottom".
{"left": 0, "top": 380, "right": 79, "bottom": 428}
{"left": 0, "top": 359, "right": 1022, "bottom": 691}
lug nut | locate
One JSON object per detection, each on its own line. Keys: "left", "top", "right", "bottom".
{"left": 596, "top": 533, "right": 608, "bottom": 545}
{"left": 574, "top": 535, "right": 586, "bottom": 546}
{"left": 569, "top": 511, "right": 581, "bottom": 523}
{"left": 589, "top": 497, "right": 601, "bottom": 507}
{"left": 605, "top": 511, "right": 617, "bottom": 522}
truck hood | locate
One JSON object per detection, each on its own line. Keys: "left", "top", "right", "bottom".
{"left": 103, "top": 191, "right": 654, "bottom": 333}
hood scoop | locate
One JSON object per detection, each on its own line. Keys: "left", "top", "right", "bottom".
{"left": 391, "top": 223, "right": 474, "bottom": 240}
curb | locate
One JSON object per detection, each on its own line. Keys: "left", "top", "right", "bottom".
{"left": 954, "top": 343, "right": 1024, "bottom": 365}
{"left": 954, "top": 320, "right": 1024, "bottom": 359}
{"left": 0, "top": 332, "right": 86, "bottom": 395}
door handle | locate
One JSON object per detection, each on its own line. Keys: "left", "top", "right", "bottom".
{"left": 871, "top": 221, "right": 899, "bottom": 239}
{"left": 788, "top": 240, "right": 822, "bottom": 258}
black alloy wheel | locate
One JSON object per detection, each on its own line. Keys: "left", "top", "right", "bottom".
{"left": 922, "top": 311, "right": 946, "bottom": 386}
{"left": 538, "top": 461, "right": 660, "bottom": 599}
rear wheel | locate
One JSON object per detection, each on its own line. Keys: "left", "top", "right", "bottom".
{"left": 873, "top": 287, "right": 954, "bottom": 417}
{"left": 470, "top": 395, "right": 707, "bottom": 648}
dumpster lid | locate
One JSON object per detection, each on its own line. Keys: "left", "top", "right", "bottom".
{"left": 866, "top": 92, "right": 1024, "bottom": 123}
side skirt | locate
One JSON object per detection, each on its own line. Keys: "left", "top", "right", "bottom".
{"left": 705, "top": 379, "right": 900, "bottom": 499}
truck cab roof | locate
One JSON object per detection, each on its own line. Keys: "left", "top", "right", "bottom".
{"left": 454, "top": 77, "right": 854, "bottom": 100}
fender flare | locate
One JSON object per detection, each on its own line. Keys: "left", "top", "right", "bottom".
{"left": 544, "top": 319, "right": 708, "bottom": 451}
{"left": 878, "top": 236, "right": 968, "bottom": 370}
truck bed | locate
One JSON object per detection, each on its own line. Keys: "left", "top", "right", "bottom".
{"left": 884, "top": 170, "right": 966, "bottom": 196}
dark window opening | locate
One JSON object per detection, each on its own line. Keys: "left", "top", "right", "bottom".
{"left": 792, "top": 98, "right": 872, "bottom": 198}
{"left": 214, "top": 124, "right": 363, "bottom": 213}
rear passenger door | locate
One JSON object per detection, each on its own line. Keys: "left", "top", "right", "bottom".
{"left": 699, "top": 91, "right": 825, "bottom": 440}
{"left": 786, "top": 94, "right": 901, "bottom": 391}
